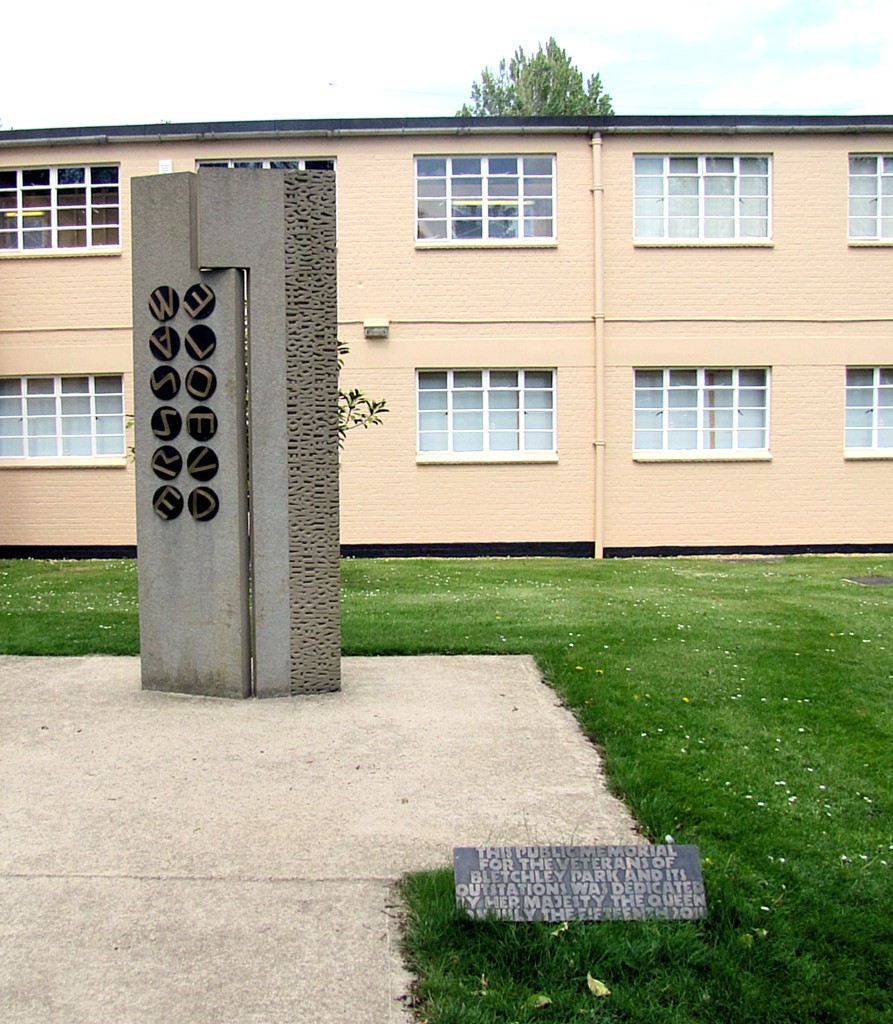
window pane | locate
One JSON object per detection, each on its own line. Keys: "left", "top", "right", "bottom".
{"left": 23, "top": 169, "right": 50, "bottom": 187}
{"left": 454, "top": 371, "right": 482, "bottom": 388}
{"left": 417, "top": 158, "right": 446, "bottom": 177}
{"left": 634, "top": 197, "right": 663, "bottom": 218}
{"left": 419, "top": 432, "right": 448, "bottom": 451}
{"left": 523, "top": 156, "right": 552, "bottom": 175}
{"left": 418, "top": 200, "right": 446, "bottom": 220}
{"left": 95, "top": 415, "right": 123, "bottom": 435}
{"left": 452, "top": 158, "right": 481, "bottom": 176}
{"left": 704, "top": 177, "right": 734, "bottom": 197}
{"left": 706, "top": 157, "right": 734, "bottom": 173}
{"left": 489, "top": 157, "right": 517, "bottom": 175}
{"left": 635, "top": 429, "right": 663, "bottom": 449}
{"left": 847, "top": 427, "right": 873, "bottom": 447}
{"left": 418, "top": 391, "right": 446, "bottom": 411}
{"left": 668, "top": 218, "right": 699, "bottom": 238}
{"left": 849, "top": 217, "right": 875, "bottom": 237}
{"left": 418, "top": 220, "right": 447, "bottom": 239}
{"left": 453, "top": 391, "right": 482, "bottom": 411}
{"left": 636, "top": 218, "right": 664, "bottom": 238}
{"left": 489, "top": 391, "right": 518, "bottom": 410}
{"left": 524, "top": 430, "right": 552, "bottom": 450}
{"left": 635, "top": 409, "right": 662, "bottom": 429}
{"left": 453, "top": 431, "right": 483, "bottom": 452}
{"left": 489, "top": 219, "right": 518, "bottom": 239}
{"left": 96, "top": 435, "right": 125, "bottom": 455}
{"left": 850, "top": 156, "right": 876, "bottom": 174}
{"left": 454, "top": 411, "right": 483, "bottom": 430}
{"left": 90, "top": 167, "right": 118, "bottom": 184}
{"left": 419, "top": 411, "right": 448, "bottom": 432}
{"left": 705, "top": 219, "right": 735, "bottom": 240}
{"left": 418, "top": 179, "right": 446, "bottom": 198}
{"left": 489, "top": 431, "right": 518, "bottom": 451}
{"left": 669, "top": 430, "right": 697, "bottom": 449}
{"left": 740, "top": 175, "right": 768, "bottom": 195}
{"left": 524, "top": 410, "right": 552, "bottom": 430}
{"left": 61, "top": 396, "right": 90, "bottom": 414}
{"left": 454, "top": 219, "right": 482, "bottom": 239}
{"left": 635, "top": 156, "right": 664, "bottom": 174}
{"left": 29, "top": 436, "right": 57, "bottom": 456}
{"left": 489, "top": 411, "right": 518, "bottom": 432}
{"left": 523, "top": 177, "right": 552, "bottom": 196}
{"left": 669, "top": 177, "right": 699, "bottom": 196}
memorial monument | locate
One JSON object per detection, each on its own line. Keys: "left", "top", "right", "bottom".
{"left": 131, "top": 169, "right": 340, "bottom": 698}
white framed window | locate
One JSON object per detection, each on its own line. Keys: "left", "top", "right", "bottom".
{"left": 634, "top": 368, "right": 769, "bottom": 453}
{"left": 415, "top": 155, "right": 555, "bottom": 242}
{"left": 848, "top": 155, "right": 893, "bottom": 239}
{"left": 0, "top": 166, "right": 119, "bottom": 252}
{"left": 634, "top": 155, "right": 770, "bottom": 241}
{"left": 197, "top": 158, "right": 335, "bottom": 171}
{"left": 0, "top": 375, "right": 126, "bottom": 458}
{"left": 845, "top": 367, "right": 893, "bottom": 449}
{"left": 417, "top": 369, "right": 555, "bottom": 456}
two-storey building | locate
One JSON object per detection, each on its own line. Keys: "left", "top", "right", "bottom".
{"left": 1, "top": 115, "right": 891, "bottom": 557}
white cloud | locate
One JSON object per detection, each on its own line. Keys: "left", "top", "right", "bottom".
{"left": 700, "top": 58, "right": 893, "bottom": 113}
{"left": 793, "top": 0, "right": 893, "bottom": 48}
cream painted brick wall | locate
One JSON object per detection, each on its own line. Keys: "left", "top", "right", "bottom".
{"left": 602, "top": 134, "right": 893, "bottom": 322}
{"left": 1, "top": 128, "right": 891, "bottom": 552}
{"left": 603, "top": 359, "right": 891, "bottom": 548}
{"left": 339, "top": 360, "right": 596, "bottom": 545}
{"left": 598, "top": 131, "right": 893, "bottom": 549}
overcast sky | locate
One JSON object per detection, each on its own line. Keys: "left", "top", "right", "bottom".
{"left": 3, "top": 0, "right": 891, "bottom": 131}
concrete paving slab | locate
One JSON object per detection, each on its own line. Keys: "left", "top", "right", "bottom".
{"left": 0, "top": 654, "right": 640, "bottom": 1024}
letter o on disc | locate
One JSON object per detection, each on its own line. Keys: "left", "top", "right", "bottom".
{"left": 185, "top": 365, "right": 217, "bottom": 401}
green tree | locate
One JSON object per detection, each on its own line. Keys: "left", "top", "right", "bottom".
{"left": 457, "top": 37, "right": 613, "bottom": 117}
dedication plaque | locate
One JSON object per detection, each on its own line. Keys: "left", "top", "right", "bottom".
{"left": 454, "top": 844, "right": 706, "bottom": 922}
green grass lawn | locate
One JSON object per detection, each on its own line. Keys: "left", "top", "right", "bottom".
{"left": 1, "top": 554, "right": 891, "bottom": 1022}
{"left": 0, "top": 558, "right": 139, "bottom": 654}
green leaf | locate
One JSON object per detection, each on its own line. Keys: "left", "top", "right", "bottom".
{"left": 526, "top": 993, "right": 553, "bottom": 1008}
{"left": 587, "top": 974, "right": 611, "bottom": 997}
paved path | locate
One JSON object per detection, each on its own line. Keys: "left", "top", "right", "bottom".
{"left": 0, "top": 654, "right": 640, "bottom": 1024}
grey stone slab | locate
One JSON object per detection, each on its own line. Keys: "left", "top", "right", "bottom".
{"left": 454, "top": 843, "right": 706, "bottom": 922}
{"left": 0, "top": 654, "right": 640, "bottom": 1024}
{"left": 0, "top": 876, "right": 410, "bottom": 1024}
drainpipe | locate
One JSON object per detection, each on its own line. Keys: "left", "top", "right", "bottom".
{"left": 591, "top": 134, "right": 606, "bottom": 559}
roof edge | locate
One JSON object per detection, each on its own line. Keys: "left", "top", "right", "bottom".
{"left": 4, "top": 114, "right": 893, "bottom": 147}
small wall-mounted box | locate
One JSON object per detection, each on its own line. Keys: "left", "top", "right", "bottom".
{"left": 363, "top": 318, "right": 390, "bottom": 340}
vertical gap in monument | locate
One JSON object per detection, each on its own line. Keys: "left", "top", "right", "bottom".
{"left": 242, "top": 266, "right": 256, "bottom": 697}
